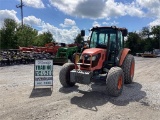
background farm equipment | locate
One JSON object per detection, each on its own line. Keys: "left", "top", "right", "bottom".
{"left": 141, "top": 51, "right": 156, "bottom": 58}
{"left": 0, "top": 49, "right": 54, "bottom": 67}
{"left": 53, "top": 46, "right": 80, "bottom": 64}
{"left": 19, "top": 42, "right": 64, "bottom": 55}
{"left": 153, "top": 49, "right": 160, "bottom": 57}
{"left": 136, "top": 49, "right": 160, "bottom": 58}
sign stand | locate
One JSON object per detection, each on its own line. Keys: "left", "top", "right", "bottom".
{"left": 34, "top": 59, "right": 53, "bottom": 90}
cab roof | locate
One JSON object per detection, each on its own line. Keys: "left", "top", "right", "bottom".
{"left": 91, "top": 26, "right": 128, "bottom": 36}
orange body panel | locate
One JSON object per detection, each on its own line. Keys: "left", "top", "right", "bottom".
{"left": 82, "top": 48, "right": 104, "bottom": 54}
{"left": 119, "top": 48, "right": 130, "bottom": 66}
{"left": 79, "top": 48, "right": 106, "bottom": 71}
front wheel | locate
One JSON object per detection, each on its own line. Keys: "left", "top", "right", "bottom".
{"left": 106, "top": 67, "right": 124, "bottom": 97}
{"left": 122, "top": 54, "right": 135, "bottom": 84}
{"left": 59, "top": 63, "right": 75, "bottom": 87}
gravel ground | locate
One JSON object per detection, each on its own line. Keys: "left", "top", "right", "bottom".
{"left": 0, "top": 56, "right": 160, "bottom": 120}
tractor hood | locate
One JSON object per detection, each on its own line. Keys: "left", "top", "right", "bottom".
{"left": 82, "top": 48, "right": 106, "bottom": 55}
{"left": 77, "top": 48, "right": 107, "bottom": 71}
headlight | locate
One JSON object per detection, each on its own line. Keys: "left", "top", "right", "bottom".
{"left": 80, "top": 54, "right": 98, "bottom": 61}
{"left": 92, "top": 55, "right": 96, "bottom": 61}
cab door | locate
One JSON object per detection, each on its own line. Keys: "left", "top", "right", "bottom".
{"left": 108, "top": 33, "right": 116, "bottom": 65}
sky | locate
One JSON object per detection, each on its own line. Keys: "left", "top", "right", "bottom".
{"left": 0, "top": 0, "right": 160, "bottom": 43}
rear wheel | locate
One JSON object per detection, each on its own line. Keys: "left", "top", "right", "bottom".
{"left": 59, "top": 63, "right": 75, "bottom": 87}
{"left": 106, "top": 67, "right": 124, "bottom": 97}
{"left": 122, "top": 54, "right": 135, "bottom": 84}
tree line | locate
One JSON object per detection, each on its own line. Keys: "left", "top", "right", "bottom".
{"left": 125, "top": 26, "right": 160, "bottom": 55}
{"left": 0, "top": 18, "right": 55, "bottom": 49}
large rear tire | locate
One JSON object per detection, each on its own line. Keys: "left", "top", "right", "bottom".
{"left": 59, "top": 63, "right": 75, "bottom": 87}
{"left": 106, "top": 67, "right": 124, "bottom": 97}
{"left": 122, "top": 54, "right": 135, "bottom": 84}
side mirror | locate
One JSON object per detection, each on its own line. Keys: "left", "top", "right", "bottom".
{"left": 122, "top": 29, "right": 128, "bottom": 36}
{"left": 81, "top": 30, "right": 85, "bottom": 36}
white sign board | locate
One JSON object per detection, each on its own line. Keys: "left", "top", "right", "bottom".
{"left": 34, "top": 59, "right": 53, "bottom": 87}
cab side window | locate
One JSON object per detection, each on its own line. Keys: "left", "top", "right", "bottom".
{"left": 118, "top": 31, "right": 123, "bottom": 50}
{"left": 90, "top": 32, "right": 97, "bottom": 48}
{"left": 110, "top": 34, "right": 116, "bottom": 51}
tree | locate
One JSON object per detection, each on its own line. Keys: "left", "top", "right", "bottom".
{"left": 144, "top": 38, "right": 154, "bottom": 51}
{"left": 125, "top": 32, "right": 142, "bottom": 54}
{"left": 141, "top": 27, "right": 151, "bottom": 39}
{"left": 151, "top": 25, "right": 160, "bottom": 49}
{"left": 34, "top": 31, "right": 55, "bottom": 46}
{"left": 15, "top": 24, "right": 38, "bottom": 47}
{"left": 74, "top": 33, "right": 84, "bottom": 44}
{"left": 0, "top": 19, "right": 17, "bottom": 49}
{"left": 138, "top": 27, "right": 153, "bottom": 51}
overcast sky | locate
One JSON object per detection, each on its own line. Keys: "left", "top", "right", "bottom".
{"left": 0, "top": 0, "right": 160, "bottom": 43}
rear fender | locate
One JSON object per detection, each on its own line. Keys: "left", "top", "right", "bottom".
{"left": 119, "top": 48, "right": 130, "bottom": 66}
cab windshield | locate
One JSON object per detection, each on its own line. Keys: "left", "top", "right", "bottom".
{"left": 89, "top": 28, "right": 117, "bottom": 48}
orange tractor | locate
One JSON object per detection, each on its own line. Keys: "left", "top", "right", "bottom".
{"left": 59, "top": 26, "right": 135, "bottom": 97}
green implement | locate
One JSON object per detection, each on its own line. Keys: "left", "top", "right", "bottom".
{"left": 53, "top": 46, "right": 79, "bottom": 64}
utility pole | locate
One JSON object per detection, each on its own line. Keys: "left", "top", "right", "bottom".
{"left": 159, "top": 29, "right": 160, "bottom": 49}
{"left": 16, "top": 0, "right": 24, "bottom": 28}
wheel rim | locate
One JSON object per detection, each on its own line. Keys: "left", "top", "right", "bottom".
{"left": 130, "top": 61, "right": 135, "bottom": 78}
{"left": 118, "top": 75, "right": 123, "bottom": 90}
